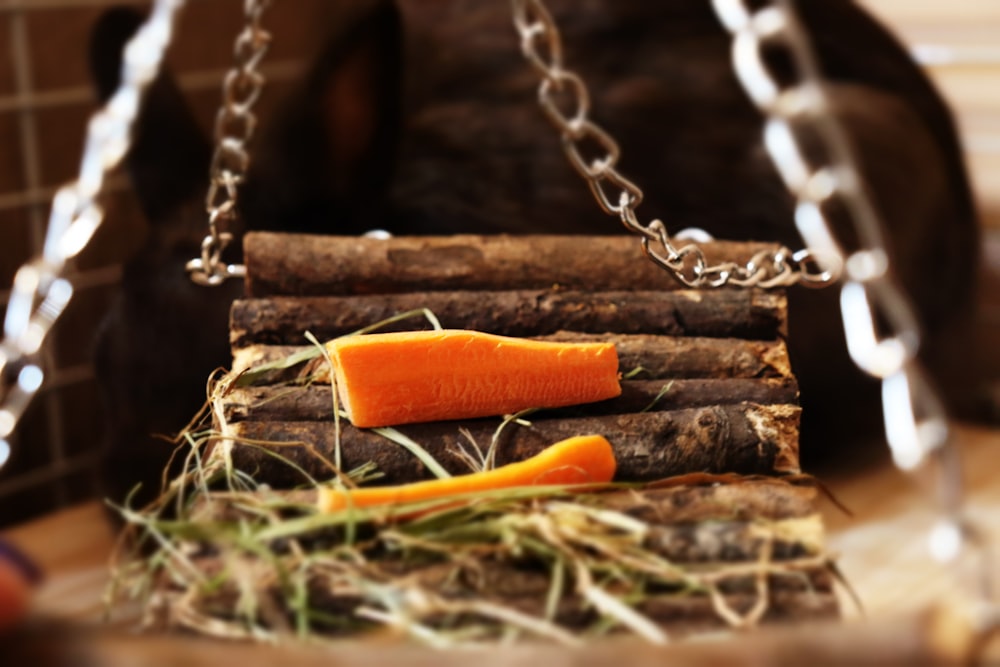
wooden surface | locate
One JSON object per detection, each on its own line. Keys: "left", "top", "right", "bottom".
{"left": 2, "top": 502, "right": 116, "bottom": 627}
{"left": 2, "top": 423, "right": 998, "bottom": 657}
{"left": 824, "top": 424, "right": 1000, "bottom": 620}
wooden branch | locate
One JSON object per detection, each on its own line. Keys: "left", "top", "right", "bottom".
{"left": 243, "top": 233, "right": 783, "bottom": 297}
{"left": 221, "top": 378, "right": 798, "bottom": 423}
{"left": 534, "top": 332, "right": 792, "bottom": 379}
{"left": 222, "top": 404, "right": 800, "bottom": 486}
{"left": 177, "top": 557, "right": 836, "bottom": 637}
{"left": 231, "top": 334, "right": 792, "bottom": 384}
{"left": 155, "top": 479, "right": 835, "bottom": 637}
{"left": 601, "top": 475, "right": 819, "bottom": 523}
{"left": 229, "top": 290, "right": 788, "bottom": 349}
{"left": 643, "top": 516, "right": 824, "bottom": 562}
{"left": 204, "top": 476, "right": 822, "bottom": 526}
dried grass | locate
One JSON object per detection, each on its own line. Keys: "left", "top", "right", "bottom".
{"left": 106, "top": 311, "right": 837, "bottom": 647}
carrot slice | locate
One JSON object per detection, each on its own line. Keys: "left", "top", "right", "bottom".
{"left": 324, "top": 329, "right": 620, "bottom": 428}
{"left": 317, "top": 434, "right": 616, "bottom": 512}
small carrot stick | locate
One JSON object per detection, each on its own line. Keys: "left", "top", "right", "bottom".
{"left": 325, "top": 329, "right": 621, "bottom": 428}
{"left": 317, "top": 434, "right": 616, "bottom": 513}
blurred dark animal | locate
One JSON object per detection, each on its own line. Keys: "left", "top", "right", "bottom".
{"left": 91, "top": 0, "right": 987, "bottom": 506}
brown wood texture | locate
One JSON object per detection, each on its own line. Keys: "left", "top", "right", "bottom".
{"left": 243, "top": 234, "right": 783, "bottom": 297}
{"left": 222, "top": 378, "right": 799, "bottom": 423}
{"left": 170, "top": 557, "right": 835, "bottom": 637}
{"left": 604, "top": 474, "right": 819, "bottom": 523}
{"left": 230, "top": 475, "right": 822, "bottom": 525}
{"left": 534, "top": 332, "right": 793, "bottom": 378}
{"left": 229, "top": 289, "right": 788, "bottom": 349}
{"left": 223, "top": 404, "right": 800, "bottom": 486}
{"left": 227, "top": 234, "right": 799, "bottom": 488}
{"left": 232, "top": 334, "right": 793, "bottom": 384}
{"left": 219, "top": 233, "right": 808, "bottom": 637}
{"left": 129, "top": 478, "right": 836, "bottom": 639}
{"left": 7, "top": 425, "right": 1000, "bottom": 665}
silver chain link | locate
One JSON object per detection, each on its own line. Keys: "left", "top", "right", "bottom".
{"left": 713, "top": 0, "right": 996, "bottom": 623}
{"left": 0, "top": 0, "right": 187, "bottom": 471}
{"left": 185, "top": 0, "right": 272, "bottom": 286}
{"left": 510, "top": 0, "right": 840, "bottom": 289}
{"left": 0, "top": 0, "right": 988, "bottom": 634}
{"left": 515, "top": 0, "right": 995, "bottom": 634}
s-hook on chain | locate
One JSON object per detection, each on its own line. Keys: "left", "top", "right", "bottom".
{"left": 513, "top": 0, "right": 996, "bottom": 633}
{"left": 185, "top": 0, "right": 272, "bottom": 286}
{"left": 0, "top": 0, "right": 187, "bottom": 470}
{"left": 511, "top": 0, "right": 840, "bottom": 289}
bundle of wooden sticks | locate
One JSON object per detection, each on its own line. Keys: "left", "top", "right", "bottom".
{"left": 209, "top": 233, "right": 838, "bottom": 637}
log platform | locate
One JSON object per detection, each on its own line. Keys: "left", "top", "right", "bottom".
{"left": 208, "top": 233, "right": 832, "bottom": 638}
{"left": 226, "top": 233, "right": 802, "bottom": 483}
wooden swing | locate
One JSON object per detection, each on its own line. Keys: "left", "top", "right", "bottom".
{"left": 0, "top": 0, "right": 996, "bottom": 663}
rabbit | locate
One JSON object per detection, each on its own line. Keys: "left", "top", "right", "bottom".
{"left": 90, "top": 0, "right": 986, "bottom": 507}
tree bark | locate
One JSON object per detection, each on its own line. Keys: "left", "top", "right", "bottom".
{"left": 534, "top": 332, "right": 792, "bottom": 379}
{"left": 229, "top": 290, "right": 788, "bottom": 349}
{"left": 231, "top": 333, "right": 792, "bottom": 384}
{"left": 243, "top": 233, "right": 783, "bottom": 297}
{"left": 222, "top": 404, "right": 800, "bottom": 487}
{"left": 222, "top": 378, "right": 798, "bottom": 423}
{"left": 154, "top": 478, "right": 835, "bottom": 637}
{"left": 600, "top": 475, "right": 820, "bottom": 523}
{"left": 177, "top": 556, "right": 836, "bottom": 637}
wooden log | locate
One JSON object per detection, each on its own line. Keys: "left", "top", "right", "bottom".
{"left": 222, "top": 404, "right": 800, "bottom": 486}
{"left": 151, "top": 481, "right": 834, "bottom": 637}
{"left": 535, "top": 332, "right": 792, "bottom": 379}
{"left": 643, "top": 516, "right": 823, "bottom": 562}
{"left": 201, "top": 476, "right": 822, "bottom": 526}
{"left": 601, "top": 475, "right": 820, "bottom": 523}
{"left": 231, "top": 334, "right": 793, "bottom": 383}
{"left": 221, "top": 378, "right": 799, "bottom": 423}
{"left": 243, "top": 233, "right": 783, "bottom": 297}
{"left": 229, "top": 290, "right": 788, "bottom": 349}
{"left": 176, "top": 556, "right": 836, "bottom": 637}
{"left": 171, "top": 515, "right": 827, "bottom": 572}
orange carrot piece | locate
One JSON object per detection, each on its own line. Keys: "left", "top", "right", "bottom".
{"left": 325, "top": 329, "right": 621, "bottom": 428}
{"left": 317, "top": 434, "right": 616, "bottom": 513}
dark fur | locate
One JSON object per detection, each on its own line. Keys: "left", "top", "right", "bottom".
{"left": 91, "top": 0, "right": 985, "bottom": 505}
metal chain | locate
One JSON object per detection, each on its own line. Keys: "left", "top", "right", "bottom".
{"left": 185, "top": 0, "right": 272, "bottom": 286}
{"left": 514, "top": 0, "right": 995, "bottom": 634}
{"left": 0, "top": 0, "right": 187, "bottom": 470}
{"left": 510, "top": 0, "right": 840, "bottom": 289}
{"left": 713, "top": 0, "right": 997, "bottom": 624}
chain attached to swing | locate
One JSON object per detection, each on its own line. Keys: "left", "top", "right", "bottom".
{"left": 185, "top": 0, "right": 271, "bottom": 286}
{"left": 511, "top": 0, "right": 839, "bottom": 289}
{"left": 718, "top": 0, "right": 996, "bottom": 627}
{"left": 513, "top": 0, "right": 997, "bottom": 635}
{"left": 0, "top": 0, "right": 187, "bottom": 470}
